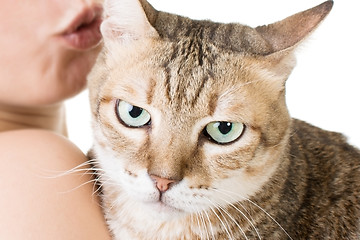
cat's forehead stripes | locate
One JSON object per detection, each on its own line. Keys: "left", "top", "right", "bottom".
{"left": 153, "top": 40, "right": 254, "bottom": 120}
{"left": 153, "top": 12, "right": 273, "bottom": 56}
{"left": 146, "top": 77, "right": 157, "bottom": 105}
{"left": 155, "top": 41, "right": 217, "bottom": 110}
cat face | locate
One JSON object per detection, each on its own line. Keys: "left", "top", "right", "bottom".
{"left": 92, "top": 38, "right": 290, "bottom": 220}
{"left": 88, "top": 0, "right": 332, "bottom": 223}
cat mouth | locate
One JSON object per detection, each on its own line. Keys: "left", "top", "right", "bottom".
{"left": 149, "top": 201, "right": 183, "bottom": 215}
{"left": 59, "top": 5, "right": 103, "bottom": 50}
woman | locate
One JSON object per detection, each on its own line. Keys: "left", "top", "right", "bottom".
{"left": 0, "top": 0, "right": 111, "bottom": 239}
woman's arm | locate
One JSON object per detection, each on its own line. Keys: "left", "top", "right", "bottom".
{"left": 0, "top": 130, "right": 111, "bottom": 240}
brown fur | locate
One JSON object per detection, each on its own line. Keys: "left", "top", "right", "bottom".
{"left": 88, "top": 0, "right": 360, "bottom": 239}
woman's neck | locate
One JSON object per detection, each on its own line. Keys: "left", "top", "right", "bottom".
{"left": 0, "top": 103, "right": 67, "bottom": 136}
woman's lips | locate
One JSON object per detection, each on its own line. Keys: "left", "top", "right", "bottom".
{"left": 60, "top": 6, "right": 103, "bottom": 50}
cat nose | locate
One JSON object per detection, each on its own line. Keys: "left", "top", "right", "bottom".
{"left": 150, "top": 175, "right": 176, "bottom": 192}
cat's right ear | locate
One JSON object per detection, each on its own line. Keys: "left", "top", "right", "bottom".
{"left": 256, "top": 1, "right": 333, "bottom": 54}
{"left": 101, "top": 0, "right": 158, "bottom": 46}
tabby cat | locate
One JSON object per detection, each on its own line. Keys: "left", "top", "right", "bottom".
{"left": 88, "top": 0, "right": 360, "bottom": 239}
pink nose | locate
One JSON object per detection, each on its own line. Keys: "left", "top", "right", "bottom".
{"left": 150, "top": 175, "right": 176, "bottom": 192}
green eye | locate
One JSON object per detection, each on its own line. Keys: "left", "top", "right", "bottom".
{"left": 115, "top": 100, "right": 151, "bottom": 128}
{"left": 205, "top": 121, "right": 245, "bottom": 144}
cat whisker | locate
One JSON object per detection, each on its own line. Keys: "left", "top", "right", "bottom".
{"left": 205, "top": 197, "right": 239, "bottom": 240}
{"left": 104, "top": 188, "right": 130, "bottom": 214}
{"left": 199, "top": 209, "right": 210, "bottom": 239}
{"left": 186, "top": 201, "right": 207, "bottom": 240}
{"left": 196, "top": 215, "right": 208, "bottom": 240}
{"left": 190, "top": 211, "right": 201, "bottom": 239}
{"left": 202, "top": 209, "right": 214, "bottom": 240}
{"left": 107, "top": 194, "right": 139, "bottom": 224}
{"left": 206, "top": 196, "right": 251, "bottom": 240}
{"left": 56, "top": 178, "right": 99, "bottom": 195}
{"left": 219, "top": 203, "right": 250, "bottom": 240}
{"left": 95, "top": 177, "right": 118, "bottom": 195}
{"left": 41, "top": 158, "right": 104, "bottom": 179}
{"left": 217, "top": 189, "right": 293, "bottom": 240}
{"left": 212, "top": 188, "right": 262, "bottom": 239}
{"left": 246, "top": 199, "right": 293, "bottom": 240}
{"left": 206, "top": 213, "right": 217, "bottom": 240}
{"left": 216, "top": 206, "right": 237, "bottom": 240}
{"left": 196, "top": 203, "right": 215, "bottom": 240}
{"left": 91, "top": 176, "right": 106, "bottom": 197}
{"left": 42, "top": 161, "right": 104, "bottom": 196}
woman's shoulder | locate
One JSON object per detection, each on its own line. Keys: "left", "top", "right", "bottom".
{"left": 0, "top": 129, "right": 111, "bottom": 240}
{"left": 0, "top": 129, "right": 84, "bottom": 161}
{"left": 0, "top": 129, "right": 89, "bottom": 180}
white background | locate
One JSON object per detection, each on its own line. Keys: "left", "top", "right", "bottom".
{"left": 66, "top": 0, "right": 360, "bottom": 153}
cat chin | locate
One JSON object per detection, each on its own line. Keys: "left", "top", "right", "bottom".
{"left": 143, "top": 201, "right": 187, "bottom": 221}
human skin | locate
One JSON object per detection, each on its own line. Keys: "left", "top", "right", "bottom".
{"left": 0, "top": 0, "right": 111, "bottom": 239}
{"left": 0, "top": 0, "right": 102, "bottom": 106}
{"left": 0, "top": 0, "right": 103, "bottom": 134}
{"left": 0, "top": 130, "right": 111, "bottom": 240}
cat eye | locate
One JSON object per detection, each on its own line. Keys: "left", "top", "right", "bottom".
{"left": 115, "top": 100, "right": 151, "bottom": 128}
{"left": 205, "top": 121, "right": 245, "bottom": 144}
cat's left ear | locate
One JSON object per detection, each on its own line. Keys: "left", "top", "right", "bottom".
{"left": 256, "top": 1, "right": 333, "bottom": 55}
{"left": 101, "top": 0, "right": 158, "bottom": 45}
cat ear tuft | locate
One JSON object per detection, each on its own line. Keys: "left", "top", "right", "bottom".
{"left": 256, "top": 1, "right": 333, "bottom": 54}
{"left": 101, "top": 0, "right": 158, "bottom": 44}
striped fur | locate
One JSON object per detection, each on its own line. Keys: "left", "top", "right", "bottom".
{"left": 88, "top": 0, "right": 360, "bottom": 239}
